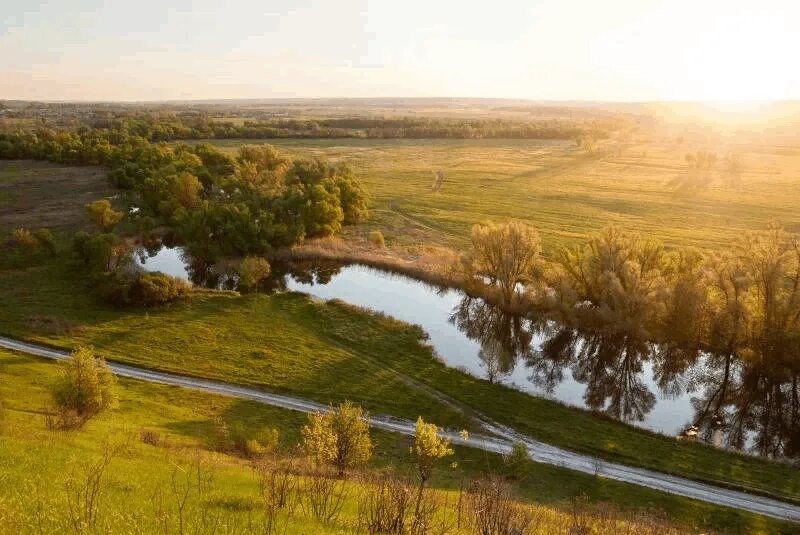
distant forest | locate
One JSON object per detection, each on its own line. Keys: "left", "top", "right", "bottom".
{"left": 1, "top": 108, "right": 621, "bottom": 141}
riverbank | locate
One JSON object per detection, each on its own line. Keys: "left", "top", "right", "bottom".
{"left": 273, "top": 236, "right": 533, "bottom": 315}
{"left": 1, "top": 254, "right": 799, "bottom": 505}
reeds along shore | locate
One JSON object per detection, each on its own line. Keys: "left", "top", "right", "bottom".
{"left": 272, "top": 238, "right": 533, "bottom": 315}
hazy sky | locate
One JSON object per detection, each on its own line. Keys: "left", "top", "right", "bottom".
{"left": 2, "top": 0, "right": 797, "bottom": 102}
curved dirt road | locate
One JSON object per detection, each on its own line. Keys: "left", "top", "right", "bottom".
{"left": 2, "top": 335, "right": 799, "bottom": 522}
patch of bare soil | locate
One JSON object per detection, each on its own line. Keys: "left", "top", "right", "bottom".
{"left": 0, "top": 160, "right": 115, "bottom": 231}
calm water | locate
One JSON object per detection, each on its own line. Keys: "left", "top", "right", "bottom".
{"left": 136, "top": 247, "right": 704, "bottom": 440}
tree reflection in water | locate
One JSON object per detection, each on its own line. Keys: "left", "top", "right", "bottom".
{"left": 449, "top": 296, "right": 532, "bottom": 383}
{"left": 451, "top": 294, "right": 800, "bottom": 457}
{"left": 690, "top": 356, "right": 800, "bottom": 458}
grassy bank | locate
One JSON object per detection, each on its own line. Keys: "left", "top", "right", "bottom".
{"left": 0, "top": 349, "right": 793, "bottom": 533}
{"left": 1, "top": 256, "right": 799, "bottom": 506}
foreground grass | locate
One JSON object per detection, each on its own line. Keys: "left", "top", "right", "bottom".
{"left": 197, "top": 138, "right": 800, "bottom": 254}
{"left": 1, "top": 257, "right": 799, "bottom": 507}
{"left": 0, "top": 349, "right": 793, "bottom": 533}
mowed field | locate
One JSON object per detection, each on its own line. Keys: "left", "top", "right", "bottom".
{"left": 202, "top": 138, "right": 800, "bottom": 254}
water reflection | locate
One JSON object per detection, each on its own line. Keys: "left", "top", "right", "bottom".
{"left": 136, "top": 245, "right": 800, "bottom": 457}
{"left": 450, "top": 297, "right": 532, "bottom": 383}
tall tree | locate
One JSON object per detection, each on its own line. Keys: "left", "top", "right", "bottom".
{"left": 468, "top": 221, "right": 542, "bottom": 305}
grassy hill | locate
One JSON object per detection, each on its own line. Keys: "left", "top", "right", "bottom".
{"left": 1, "top": 349, "right": 793, "bottom": 534}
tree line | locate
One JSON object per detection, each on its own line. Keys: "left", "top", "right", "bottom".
{"left": 467, "top": 221, "right": 800, "bottom": 361}
{"left": 1, "top": 114, "right": 616, "bottom": 142}
{"left": 465, "top": 221, "right": 800, "bottom": 454}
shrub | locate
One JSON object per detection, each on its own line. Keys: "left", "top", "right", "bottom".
{"left": 130, "top": 271, "right": 191, "bottom": 306}
{"left": 33, "top": 227, "right": 56, "bottom": 255}
{"left": 369, "top": 230, "right": 385, "bottom": 248}
{"left": 99, "top": 271, "right": 190, "bottom": 307}
{"left": 85, "top": 199, "right": 123, "bottom": 231}
{"left": 359, "top": 476, "right": 412, "bottom": 534}
{"left": 140, "top": 429, "right": 164, "bottom": 447}
{"left": 229, "top": 423, "right": 280, "bottom": 458}
{"left": 49, "top": 347, "right": 117, "bottom": 428}
{"left": 301, "top": 401, "right": 373, "bottom": 476}
{"left": 503, "top": 442, "right": 534, "bottom": 480}
{"left": 300, "top": 469, "right": 347, "bottom": 524}
{"left": 467, "top": 476, "right": 534, "bottom": 535}
{"left": 10, "top": 227, "right": 37, "bottom": 251}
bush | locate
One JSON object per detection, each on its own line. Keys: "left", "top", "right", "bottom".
{"left": 99, "top": 270, "right": 190, "bottom": 307}
{"left": 467, "top": 476, "right": 534, "bottom": 535}
{"left": 130, "top": 271, "right": 190, "bottom": 306}
{"left": 33, "top": 228, "right": 56, "bottom": 255}
{"left": 49, "top": 347, "right": 117, "bottom": 428}
{"left": 10, "top": 227, "right": 37, "bottom": 251}
{"left": 503, "top": 442, "right": 534, "bottom": 480}
{"left": 235, "top": 425, "right": 279, "bottom": 458}
{"left": 358, "top": 476, "right": 412, "bottom": 534}
{"left": 140, "top": 429, "right": 164, "bottom": 447}
{"left": 301, "top": 401, "right": 373, "bottom": 476}
{"left": 369, "top": 230, "right": 385, "bottom": 248}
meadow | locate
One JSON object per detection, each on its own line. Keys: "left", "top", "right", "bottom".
{"left": 1, "top": 254, "right": 799, "bottom": 508}
{"left": 200, "top": 137, "right": 800, "bottom": 254}
{"left": 3, "top": 129, "right": 800, "bottom": 532}
{"left": 1, "top": 349, "right": 793, "bottom": 534}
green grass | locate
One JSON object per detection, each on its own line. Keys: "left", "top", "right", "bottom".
{"left": 1, "top": 349, "right": 794, "bottom": 534}
{"left": 193, "top": 138, "right": 800, "bottom": 254}
{"left": 1, "top": 256, "right": 799, "bottom": 507}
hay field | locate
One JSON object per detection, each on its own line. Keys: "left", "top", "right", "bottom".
{"left": 204, "top": 137, "right": 800, "bottom": 254}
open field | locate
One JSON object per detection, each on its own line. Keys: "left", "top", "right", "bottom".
{"left": 199, "top": 138, "right": 800, "bottom": 254}
{"left": 1, "top": 349, "right": 794, "bottom": 533}
{"left": 0, "top": 160, "right": 112, "bottom": 231}
{"left": 1, "top": 253, "right": 799, "bottom": 507}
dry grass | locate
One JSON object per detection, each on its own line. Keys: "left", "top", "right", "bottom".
{"left": 0, "top": 160, "right": 113, "bottom": 231}
{"left": 200, "top": 137, "right": 800, "bottom": 255}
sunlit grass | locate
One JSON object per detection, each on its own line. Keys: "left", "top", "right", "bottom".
{"left": 1, "top": 257, "right": 799, "bottom": 507}
{"left": 196, "top": 138, "right": 800, "bottom": 254}
{"left": 1, "top": 350, "right": 793, "bottom": 534}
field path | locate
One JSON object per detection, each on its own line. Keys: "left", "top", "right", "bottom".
{"left": 2, "top": 334, "right": 799, "bottom": 522}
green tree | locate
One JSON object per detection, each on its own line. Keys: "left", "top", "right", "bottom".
{"left": 301, "top": 411, "right": 337, "bottom": 466}
{"left": 85, "top": 199, "right": 123, "bottom": 231}
{"left": 301, "top": 402, "right": 372, "bottom": 476}
{"left": 166, "top": 171, "right": 203, "bottom": 210}
{"left": 236, "top": 144, "right": 289, "bottom": 195}
{"left": 50, "top": 347, "right": 117, "bottom": 426}
{"left": 555, "top": 226, "right": 666, "bottom": 335}
{"left": 411, "top": 417, "right": 453, "bottom": 520}
{"left": 336, "top": 173, "right": 369, "bottom": 224}
{"left": 468, "top": 221, "right": 542, "bottom": 305}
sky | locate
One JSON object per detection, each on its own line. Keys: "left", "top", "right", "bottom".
{"left": 1, "top": 0, "right": 798, "bottom": 102}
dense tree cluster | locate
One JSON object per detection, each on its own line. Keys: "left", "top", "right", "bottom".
{"left": 1, "top": 113, "right": 616, "bottom": 142}
{"left": 0, "top": 127, "right": 369, "bottom": 261}
{"left": 462, "top": 222, "right": 800, "bottom": 455}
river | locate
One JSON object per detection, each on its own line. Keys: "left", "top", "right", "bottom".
{"left": 137, "top": 246, "right": 792, "bottom": 456}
